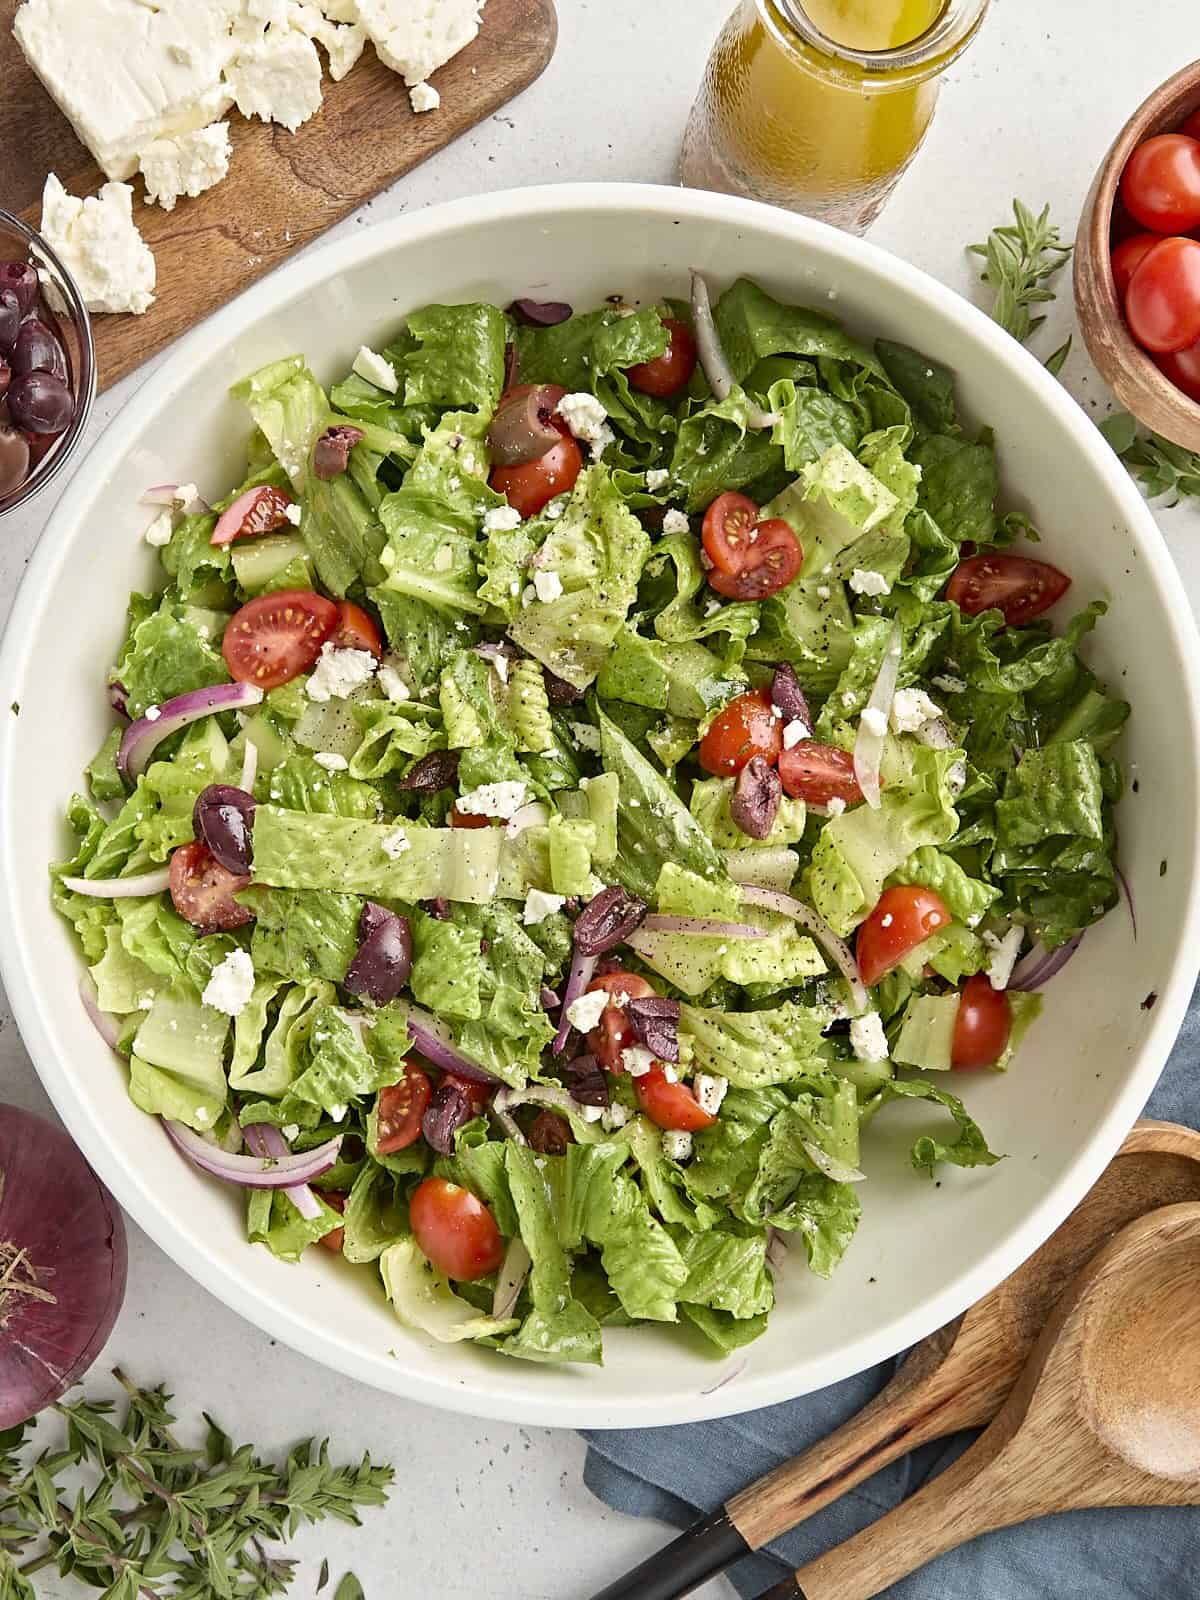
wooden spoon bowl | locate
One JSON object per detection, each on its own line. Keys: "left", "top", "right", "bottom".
{"left": 1074, "top": 58, "right": 1200, "bottom": 450}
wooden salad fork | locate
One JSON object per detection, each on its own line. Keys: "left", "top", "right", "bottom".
{"left": 590, "top": 1120, "right": 1200, "bottom": 1600}
{"left": 758, "top": 1200, "right": 1200, "bottom": 1598}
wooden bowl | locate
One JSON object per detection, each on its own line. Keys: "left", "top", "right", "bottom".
{"left": 1075, "top": 60, "right": 1200, "bottom": 450}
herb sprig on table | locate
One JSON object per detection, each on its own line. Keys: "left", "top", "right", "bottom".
{"left": 1099, "top": 412, "right": 1200, "bottom": 505}
{"left": 969, "top": 198, "right": 1074, "bottom": 374}
{"left": 0, "top": 1371, "right": 390, "bottom": 1599}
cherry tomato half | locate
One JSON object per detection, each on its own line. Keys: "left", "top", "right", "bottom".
{"left": 443, "top": 1071, "right": 492, "bottom": 1116}
{"left": 946, "top": 553, "right": 1071, "bottom": 626}
{"left": 209, "top": 484, "right": 297, "bottom": 547}
{"left": 951, "top": 973, "right": 1012, "bottom": 1069}
{"left": 635, "top": 1067, "right": 717, "bottom": 1132}
{"left": 222, "top": 588, "right": 338, "bottom": 689}
{"left": 698, "top": 688, "right": 782, "bottom": 777}
{"left": 375, "top": 1066, "right": 432, "bottom": 1155}
{"left": 449, "top": 804, "right": 493, "bottom": 829}
{"left": 1125, "top": 235, "right": 1200, "bottom": 353}
{"left": 1121, "top": 134, "right": 1200, "bottom": 234}
{"left": 778, "top": 740, "right": 866, "bottom": 808}
{"left": 317, "top": 1191, "right": 348, "bottom": 1254}
{"left": 1155, "top": 339, "right": 1200, "bottom": 403}
{"left": 702, "top": 492, "right": 802, "bottom": 601}
{"left": 168, "top": 841, "right": 253, "bottom": 932}
{"left": 410, "top": 1177, "right": 505, "bottom": 1281}
{"left": 585, "top": 970, "right": 657, "bottom": 1072}
{"left": 856, "top": 885, "right": 952, "bottom": 988}
{"left": 331, "top": 599, "right": 383, "bottom": 658}
{"left": 626, "top": 318, "right": 698, "bottom": 397}
{"left": 1111, "top": 232, "right": 1162, "bottom": 300}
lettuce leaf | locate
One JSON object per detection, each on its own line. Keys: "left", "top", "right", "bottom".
{"left": 596, "top": 629, "right": 742, "bottom": 720}
{"left": 245, "top": 887, "right": 362, "bottom": 983}
{"left": 248, "top": 1188, "right": 342, "bottom": 1263}
{"left": 400, "top": 302, "right": 507, "bottom": 413}
{"left": 679, "top": 1001, "right": 835, "bottom": 1087}
{"left": 381, "top": 1237, "right": 518, "bottom": 1343}
{"left": 113, "top": 595, "right": 230, "bottom": 721}
{"left": 676, "top": 1229, "right": 773, "bottom": 1319}
{"left": 867, "top": 1078, "right": 1001, "bottom": 1174}
{"left": 501, "top": 1145, "right": 603, "bottom": 1365}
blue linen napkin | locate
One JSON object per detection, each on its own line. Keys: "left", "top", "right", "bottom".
{"left": 582, "top": 975, "right": 1200, "bottom": 1597}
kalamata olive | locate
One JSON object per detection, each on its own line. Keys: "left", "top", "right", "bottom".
{"left": 0, "top": 425, "right": 31, "bottom": 497}
{"left": 192, "top": 784, "right": 257, "bottom": 874}
{"left": 312, "top": 423, "right": 364, "bottom": 480}
{"left": 544, "top": 667, "right": 583, "bottom": 706}
{"left": 626, "top": 996, "right": 682, "bottom": 1063}
{"left": 527, "top": 1109, "right": 573, "bottom": 1155}
{"left": 398, "top": 748, "right": 459, "bottom": 792}
{"left": 344, "top": 909, "right": 412, "bottom": 1006}
{"left": 424, "top": 897, "right": 451, "bottom": 921}
{"left": 420, "top": 1080, "right": 474, "bottom": 1155}
{"left": 0, "top": 263, "right": 39, "bottom": 317}
{"left": 13, "top": 319, "right": 67, "bottom": 381}
{"left": 730, "top": 754, "right": 782, "bottom": 841}
{"left": 358, "top": 900, "right": 394, "bottom": 942}
{"left": 770, "top": 662, "right": 812, "bottom": 728}
{"left": 572, "top": 885, "right": 647, "bottom": 956}
{"left": 509, "top": 298, "right": 573, "bottom": 327}
{"left": 0, "top": 291, "right": 20, "bottom": 354}
{"left": 488, "top": 384, "right": 563, "bottom": 466}
{"left": 563, "top": 1053, "right": 609, "bottom": 1107}
{"left": 8, "top": 370, "right": 73, "bottom": 435}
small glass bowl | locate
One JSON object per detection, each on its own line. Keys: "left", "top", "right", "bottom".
{"left": 0, "top": 208, "right": 96, "bottom": 518}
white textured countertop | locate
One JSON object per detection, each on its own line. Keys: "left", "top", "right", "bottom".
{"left": 2, "top": 3, "right": 1198, "bottom": 1597}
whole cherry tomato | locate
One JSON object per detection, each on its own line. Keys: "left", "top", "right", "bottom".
{"left": 698, "top": 688, "right": 782, "bottom": 776}
{"left": 951, "top": 973, "right": 1013, "bottom": 1069}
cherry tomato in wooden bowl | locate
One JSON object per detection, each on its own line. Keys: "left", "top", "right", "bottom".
{"left": 946, "top": 553, "right": 1071, "bottom": 626}
{"left": 626, "top": 318, "right": 698, "bottom": 397}
{"left": 410, "top": 1177, "right": 505, "bottom": 1282}
{"left": 856, "top": 886, "right": 951, "bottom": 988}
{"left": 1155, "top": 339, "right": 1200, "bottom": 404}
{"left": 951, "top": 974, "right": 1013, "bottom": 1070}
{"left": 1111, "top": 232, "right": 1162, "bottom": 300}
{"left": 1124, "top": 235, "right": 1200, "bottom": 354}
{"left": 698, "top": 688, "right": 782, "bottom": 776}
{"left": 1120, "top": 133, "right": 1200, "bottom": 234}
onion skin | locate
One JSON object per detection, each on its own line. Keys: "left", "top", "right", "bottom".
{"left": 118, "top": 682, "right": 264, "bottom": 783}
{"left": 0, "top": 1106, "right": 127, "bottom": 1427}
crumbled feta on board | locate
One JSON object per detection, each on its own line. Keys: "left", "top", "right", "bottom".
{"left": 409, "top": 80, "right": 440, "bottom": 112}
{"left": 139, "top": 123, "right": 231, "bottom": 212}
{"left": 350, "top": 0, "right": 486, "bottom": 85}
{"left": 40, "top": 174, "right": 156, "bottom": 315}
{"left": 226, "top": 25, "right": 325, "bottom": 132}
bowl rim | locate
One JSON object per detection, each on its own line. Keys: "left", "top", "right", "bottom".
{"left": 4, "top": 181, "right": 1200, "bottom": 1428}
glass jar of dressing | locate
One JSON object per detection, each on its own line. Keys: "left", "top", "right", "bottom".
{"left": 681, "top": 0, "right": 991, "bottom": 234}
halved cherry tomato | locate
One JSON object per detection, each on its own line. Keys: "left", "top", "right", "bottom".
{"left": 585, "top": 970, "right": 657, "bottom": 1072}
{"left": 1156, "top": 339, "right": 1200, "bottom": 403}
{"left": 951, "top": 973, "right": 1012, "bottom": 1070}
{"left": 488, "top": 387, "right": 581, "bottom": 519}
{"left": 778, "top": 740, "right": 866, "bottom": 807}
{"left": 222, "top": 588, "right": 338, "bottom": 689}
{"left": 209, "top": 484, "right": 297, "bottom": 547}
{"left": 698, "top": 688, "right": 782, "bottom": 776}
{"left": 702, "top": 492, "right": 802, "bottom": 601}
{"left": 168, "top": 841, "right": 253, "bottom": 931}
{"left": 449, "top": 804, "right": 493, "bottom": 828}
{"left": 634, "top": 1067, "right": 717, "bottom": 1132}
{"left": 1111, "top": 232, "right": 1162, "bottom": 299}
{"left": 331, "top": 599, "right": 383, "bottom": 658}
{"left": 946, "top": 553, "right": 1071, "bottom": 626}
{"left": 1125, "top": 235, "right": 1200, "bottom": 353}
{"left": 1121, "top": 134, "right": 1200, "bottom": 234}
{"left": 626, "top": 318, "right": 698, "bottom": 397}
{"left": 856, "top": 885, "right": 952, "bottom": 988}
{"left": 317, "top": 1191, "right": 348, "bottom": 1254}
{"left": 442, "top": 1070, "right": 491, "bottom": 1115}
{"left": 410, "top": 1177, "right": 505, "bottom": 1281}
{"left": 375, "top": 1066, "right": 433, "bottom": 1155}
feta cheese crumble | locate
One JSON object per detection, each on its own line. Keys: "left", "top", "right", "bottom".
{"left": 408, "top": 79, "right": 440, "bottom": 112}
{"left": 284, "top": 501, "right": 303, "bottom": 526}
{"left": 380, "top": 827, "right": 410, "bottom": 858}
{"left": 782, "top": 718, "right": 811, "bottom": 749}
{"left": 565, "top": 989, "right": 608, "bottom": 1032}
{"left": 483, "top": 504, "right": 522, "bottom": 533}
{"left": 144, "top": 704, "right": 161, "bottom": 722}
{"left": 621, "top": 1046, "right": 655, "bottom": 1077}
{"left": 662, "top": 509, "right": 690, "bottom": 535}
{"left": 556, "top": 392, "right": 615, "bottom": 459}
{"left": 693, "top": 1073, "right": 728, "bottom": 1115}
{"left": 457, "top": 780, "right": 529, "bottom": 820}
{"left": 601, "top": 1103, "right": 631, "bottom": 1132}
{"left": 849, "top": 1011, "right": 889, "bottom": 1063}
{"left": 982, "top": 925, "right": 1024, "bottom": 991}
{"left": 144, "top": 510, "right": 174, "bottom": 547}
{"left": 201, "top": 948, "right": 256, "bottom": 1017}
{"left": 351, "top": 0, "right": 485, "bottom": 85}
{"left": 353, "top": 344, "right": 399, "bottom": 393}
{"left": 849, "top": 568, "right": 891, "bottom": 597}
{"left": 313, "top": 750, "right": 349, "bottom": 772}
{"left": 570, "top": 722, "right": 602, "bottom": 753}
{"left": 826, "top": 796, "right": 846, "bottom": 817}
{"left": 816, "top": 584, "right": 832, "bottom": 600}
{"left": 40, "top": 173, "right": 156, "bottom": 314}
{"left": 662, "top": 1129, "right": 693, "bottom": 1163}
{"left": 532, "top": 569, "right": 564, "bottom": 603}
{"left": 304, "top": 641, "right": 378, "bottom": 702}
{"left": 860, "top": 706, "right": 888, "bottom": 738}
{"left": 890, "top": 687, "right": 943, "bottom": 736}
{"left": 377, "top": 661, "right": 410, "bottom": 701}
{"left": 432, "top": 543, "right": 454, "bottom": 572}
{"left": 645, "top": 467, "right": 670, "bottom": 491}
{"left": 225, "top": 26, "right": 324, "bottom": 132}
{"left": 522, "top": 887, "right": 566, "bottom": 926}
{"left": 139, "top": 121, "right": 231, "bottom": 211}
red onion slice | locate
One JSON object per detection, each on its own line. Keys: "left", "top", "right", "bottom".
{"left": 142, "top": 483, "right": 208, "bottom": 513}
{"left": 639, "top": 915, "right": 767, "bottom": 939}
{"left": 79, "top": 975, "right": 121, "bottom": 1049}
{"left": 164, "top": 1119, "right": 342, "bottom": 1191}
{"left": 552, "top": 946, "right": 598, "bottom": 1055}
{"left": 736, "top": 883, "right": 869, "bottom": 1015}
{"left": 118, "top": 681, "right": 264, "bottom": 782}
{"left": 240, "top": 737, "right": 259, "bottom": 795}
{"left": 242, "top": 1123, "right": 325, "bottom": 1221}
{"left": 853, "top": 623, "right": 902, "bottom": 811}
{"left": 404, "top": 1005, "right": 504, "bottom": 1086}
{"left": 1008, "top": 932, "right": 1083, "bottom": 992}
{"left": 62, "top": 866, "right": 172, "bottom": 898}
{"left": 690, "top": 269, "right": 780, "bottom": 430}
{"left": 0, "top": 1105, "right": 128, "bottom": 1426}
{"left": 491, "top": 1236, "right": 532, "bottom": 1321}
{"left": 1117, "top": 864, "right": 1137, "bottom": 941}
{"left": 108, "top": 679, "right": 129, "bottom": 718}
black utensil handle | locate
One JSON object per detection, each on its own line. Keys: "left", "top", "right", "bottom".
{"left": 589, "top": 1507, "right": 752, "bottom": 1600}
{"left": 758, "top": 1581, "right": 807, "bottom": 1599}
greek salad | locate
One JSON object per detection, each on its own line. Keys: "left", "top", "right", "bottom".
{"left": 53, "top": 274, "right": 1128, "bottom": 1363}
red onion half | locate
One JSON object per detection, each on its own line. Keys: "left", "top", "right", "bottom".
{"left": 0, "top": 1105, "right": 128, "bottom": 1426}
{"left": 552, "top": 946, "right": 598, "bottom": 1055}
{"left": 118, "top": 681, "right": 264, "bottom": 782}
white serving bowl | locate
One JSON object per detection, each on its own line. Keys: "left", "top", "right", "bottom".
{"left": 3, "top": 184, "right": 1199, "bottom": 1429}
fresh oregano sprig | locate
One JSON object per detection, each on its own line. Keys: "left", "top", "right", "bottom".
{"left": 0, "top": 1371, "right": 390, "bottom": 1599}
{"left": 1099, "top": 412, "right": 1200, "bottom": 505}
{"left": 968, "top": 199, "right": 1074, "bottom": 353}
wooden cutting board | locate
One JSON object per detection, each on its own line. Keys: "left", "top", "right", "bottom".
{"left": 0, "top": 0, "right": 558, "bottom": 390}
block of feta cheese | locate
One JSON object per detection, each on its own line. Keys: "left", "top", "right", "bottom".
{"left": 225, "top": 25, "right": 325, "bottom": 132}
{"left": 14, "top": 0, "right": 240, "bottom": 181}
{"left": 139, "top": 123, "right": 232, "bottom": 212}
{"left": 351, "top": 0, "right": 486, "bottom": 86}
{"left": 286, "top": 0, "right": 367, "bottom": 79}
{"left": 40, "top": 174, "right": 156, "bottom": 315}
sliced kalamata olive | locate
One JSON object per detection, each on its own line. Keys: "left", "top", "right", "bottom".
{"left": 626, "top": 996, "right": 682, "bottom": 1063}
{"left": 527, "top": 1110, "right": 573, "bottom": 1155}
{"left": 488, "top": 384, "right": 563, "bottom": 466}
{"left": 0, "top": 425, "right": 30, "bottom": 497}
{"left": 543, "top": 667, "right": 583, "bottom": 706}
{"left": 0, "top": 291, "right": 19, "bottom": 354}
{"left": 398, "top": 748, "right": 460, "bottom": 792}
{"left": 313, "top": 423, "right": 365, "bottom": 481}
{"left": 8, "top": 370, "right": 73, "bottom": 435}
{"left": 13, "top": 319, "right": 66, "bottom": 381}
{"left": 344, "top": 909, "right": 412, "bottom": 1006}
{"left": 509, "top": 298, "right": 573, "bottom": 327}
{"left": 771, "top": 663, "right": 812, "bottom": 728}
{"left": 424, "top": 897, "right": 451, "bottom": 921}
{"left": 573, "top": 885, "right": 648, "bottom": 957}
{"left": 420, "top": 1080, "right": 474, "bottom": 1154}
{"left": 192, "top": 784, "right": 257, "bottom": 874}
{"left": 730, "top": 754, "right": 782, "bottom": 841}
{"left": 564, "top": 1054, "right": 610, "bottom": 1107}
{"left": 0, "top": 263, "right": 38, "bottom": 317}
{"left": 359, "top": 900, "right": 394, "bottom": 942}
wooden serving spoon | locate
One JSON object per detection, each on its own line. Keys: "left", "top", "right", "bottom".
{"left": 590, "top": 1120, "right": 1200, "bottom": 1600}
{"left": 758, "top": 1200, "right": 1200, "bottom": 1599}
